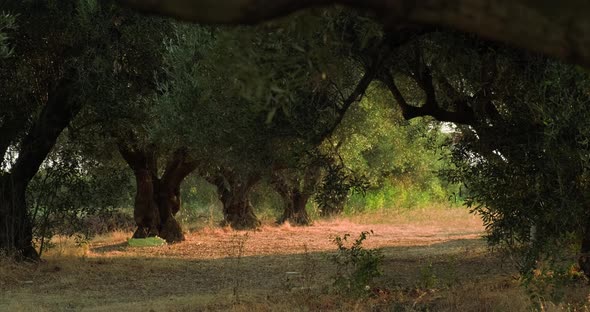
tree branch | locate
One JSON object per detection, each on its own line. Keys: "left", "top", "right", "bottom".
{"left": 380, "top": 70, "right": 475, "bottom": 124}
{"left": 117, "top": 142, "right": 159, "bottom": 178}
{"left": 310, "top": 29, "right": 427, "bottom": 144}
{"left": 116, "top": 0, "right": 590, "bottom": 68}
{"left": 0, "top": 116, "right": 25, "bottom": 166}
{"left": 11, "top": 75, "right": 82, "bottom": 186}
{"left": 311, "top": 55, "right": 383, "bottom": 144}
{"left": 160, "top": 147, "right": 198, "bottom": 186}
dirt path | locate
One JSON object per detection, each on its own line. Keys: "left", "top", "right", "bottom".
{"left": 1, "top": 209, "right": 520, "bottom": 312}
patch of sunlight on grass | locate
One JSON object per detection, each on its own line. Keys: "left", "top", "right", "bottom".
{"left": 347, "top": 204, "right": 481, "bottom": 228}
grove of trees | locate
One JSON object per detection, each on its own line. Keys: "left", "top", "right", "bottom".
{"left": 2, "top": 0, "right": 590, "bottom": 282}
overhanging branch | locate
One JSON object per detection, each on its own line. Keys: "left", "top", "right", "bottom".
{"left": 380, "top": 70, "right": 475, "bottom": 125}
{"left": 311, "top": 51, "right": 385, "bottom": 144}
{"left": 116, "top": 0, "right": 590, "bottom": 68}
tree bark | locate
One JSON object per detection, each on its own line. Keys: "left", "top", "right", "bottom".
{"left": 276, "top": 188, "right": 311, "bottom": 226}
{"left": 0, "top": 177, "right": 38, "bottom": 260}
{"left": 119, "top": 145, "right": 197, "bottom": 243}
{"left": 117, "top": 0, "right": 590, "bottom": 69}
{"left": 272, "top": 169, "right": 318, "bottom": 226}
{"left": 156, "top": 176, "right": 185, "bottom": 243}
{"left": 209, "top": 171, "right": 261, "bottom": 230}
{"left": 157, "top": 148, "right": 197, "bottom": 242}
{"left": 223, "top": 196, "right": 260, "bottom": 230}
{"left": 0, "top": 74, "right": 79, "bottom": 260}
{"left": 118, "top": 143, "right": 160, "bottom": 239}
{"left": 130, "top": 168, "right": 161, "bottom": 239}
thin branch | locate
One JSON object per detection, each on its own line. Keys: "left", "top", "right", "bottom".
{"left": 312, "top": 56, "right": 383, "bottom": 144}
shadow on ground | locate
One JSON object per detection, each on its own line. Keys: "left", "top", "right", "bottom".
{"left": 1, "top": 238, "right": 517, "bottom": 311}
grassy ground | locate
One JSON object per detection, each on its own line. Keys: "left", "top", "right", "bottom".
{"left": 1, "top": 207, "right": 588, "bottom": 311}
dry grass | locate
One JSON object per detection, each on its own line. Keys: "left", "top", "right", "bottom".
{"left": 1, "top": 207, "right": 589, "bottom": 311}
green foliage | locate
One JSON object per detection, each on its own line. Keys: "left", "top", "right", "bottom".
{"left": 0, "top": 12, "right": 16, "bottom": 58}
{"left": 323, "top": 85, "right": 459, "bottom": 214}
{"left": 417, "top": 262, "right": 440, "bottom": 289}
{"left": 176, "top": 175, "right": 222, "bottom": 227}
{"left": 27, "top": 135, "right": 132, "bottom": 254}
{"left": 443, "top": 54, "right": 590, "bottom": 273}
{"left": 523, "top": 262, "right": 586, "bottom": 306}
{"left": 330, "top": 231, "right": 383, "bottom": 297}
{"left": 206, "top": 8, "right": 382, "bottom": 118}
{"left": 347, "top": 178, "right": 456, "bottom": 213}
{"left": 248, "top": 181, "right": 283, "bottom": 219}
{"left": 152, "top": 10, "right": 389, "bottom": 218}
{"left": 314, "top": 153, "right": 369, "bottom": 216}
{"left": 153, "top": 22, "right": 279, "bottom": 176}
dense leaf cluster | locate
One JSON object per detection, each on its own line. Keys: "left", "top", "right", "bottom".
{"left": 444, "top": 56, "right": 590, "bottom": 272}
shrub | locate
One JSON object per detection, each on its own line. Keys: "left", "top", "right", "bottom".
{"left": 442, "top": 56, "right": 590, "bottom": 278}
{"left": 330, "top": 231, "right": 383, "bottom": 298}
{"left": 81, "top": 210, "right": 135, "bottom": 236}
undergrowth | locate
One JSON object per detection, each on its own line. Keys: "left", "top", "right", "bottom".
{"left": 330, "top": 230, "right": 383, "bottom": 298}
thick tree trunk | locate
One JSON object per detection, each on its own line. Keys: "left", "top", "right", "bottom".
{"left": 210, "top": 171, "right": 261, "bottom": 230}
{"left": 273, "top": 174, "right": 310, "bottom": 225}
{"left": 0, "top": 177, "right": 38, "bottom": 260}
{"left": 155, "top": 178, "right": 184, "bottom": 243}
{"left": 223, "top": 197, "right": 260, "bottom": 230}
{"left": 131, "top": 169, "right": 160, "bottom": 239}
{"left": 131, "top": 173, "right": 186, "bottom": 243}
{"left": 156, "top": 148, "right": 197, "bottom": 242}
{"left": 119, "top": 145, "right": 196, "bottom": 243}
{"left": 291, "top": 191, "right": 311, "bottom": 225}
{"left": 0, "top": 75, "right": 79, "bottom": 260}
{"left": 118, "top": 144, "right": 161, "bottom": 239}
{"left": 272, "top": 166, "right": 320, "bottom": 225}
{"left": 276, "top": 188, "right": 311, "bottom": 226}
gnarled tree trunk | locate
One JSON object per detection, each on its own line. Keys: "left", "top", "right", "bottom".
{"left": 209, "top": 170, "right": 261, "bottom": 230}
{"left": 157, "top": 148, "right": 197, "bottom": 242}
{"left": 272, "top": 165, "right": 320, "bottom": 225}
{"left": 0, "top": 75, "right": 79, "bottom": 260}
{"left": 276, "top": 188, "right": 311, "bottom": 226}
{"left": 133, "top": 169, "right": 161, "bottom": 238}
{"left": 119, "top": 144, "right": 197, "bottom": 243}
{"left": 272, "top": 176, "right": 308, "bottom": 226}
{"left": 118, "top": 144, "right": 160, "bottom": 239}
{"left": 0, "top": 177, "right": 37, "bottom": 260}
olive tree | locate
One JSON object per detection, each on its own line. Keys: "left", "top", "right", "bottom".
{"left": 0, "top": 0, "right": 167, "bottom": 258}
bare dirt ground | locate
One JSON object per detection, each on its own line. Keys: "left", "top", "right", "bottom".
{"left": 0, "top": 208, "right": 587, "bottom": 311}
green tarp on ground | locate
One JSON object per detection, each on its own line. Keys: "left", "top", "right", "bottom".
{"left": 127, "top": 236, "right": 166, "bottom": 247}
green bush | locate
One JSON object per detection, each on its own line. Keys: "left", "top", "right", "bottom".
{"left": 26, "top": 140, "right": 132, "bottom": 255}
{"left": 442, "top": 56, "right": 590, "bottom": 276}
{"left": 330, "top": 231, "right": 383, "bottom": 297}
{"left": 345, "top": 176, "right": 458, "bottom": 214}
